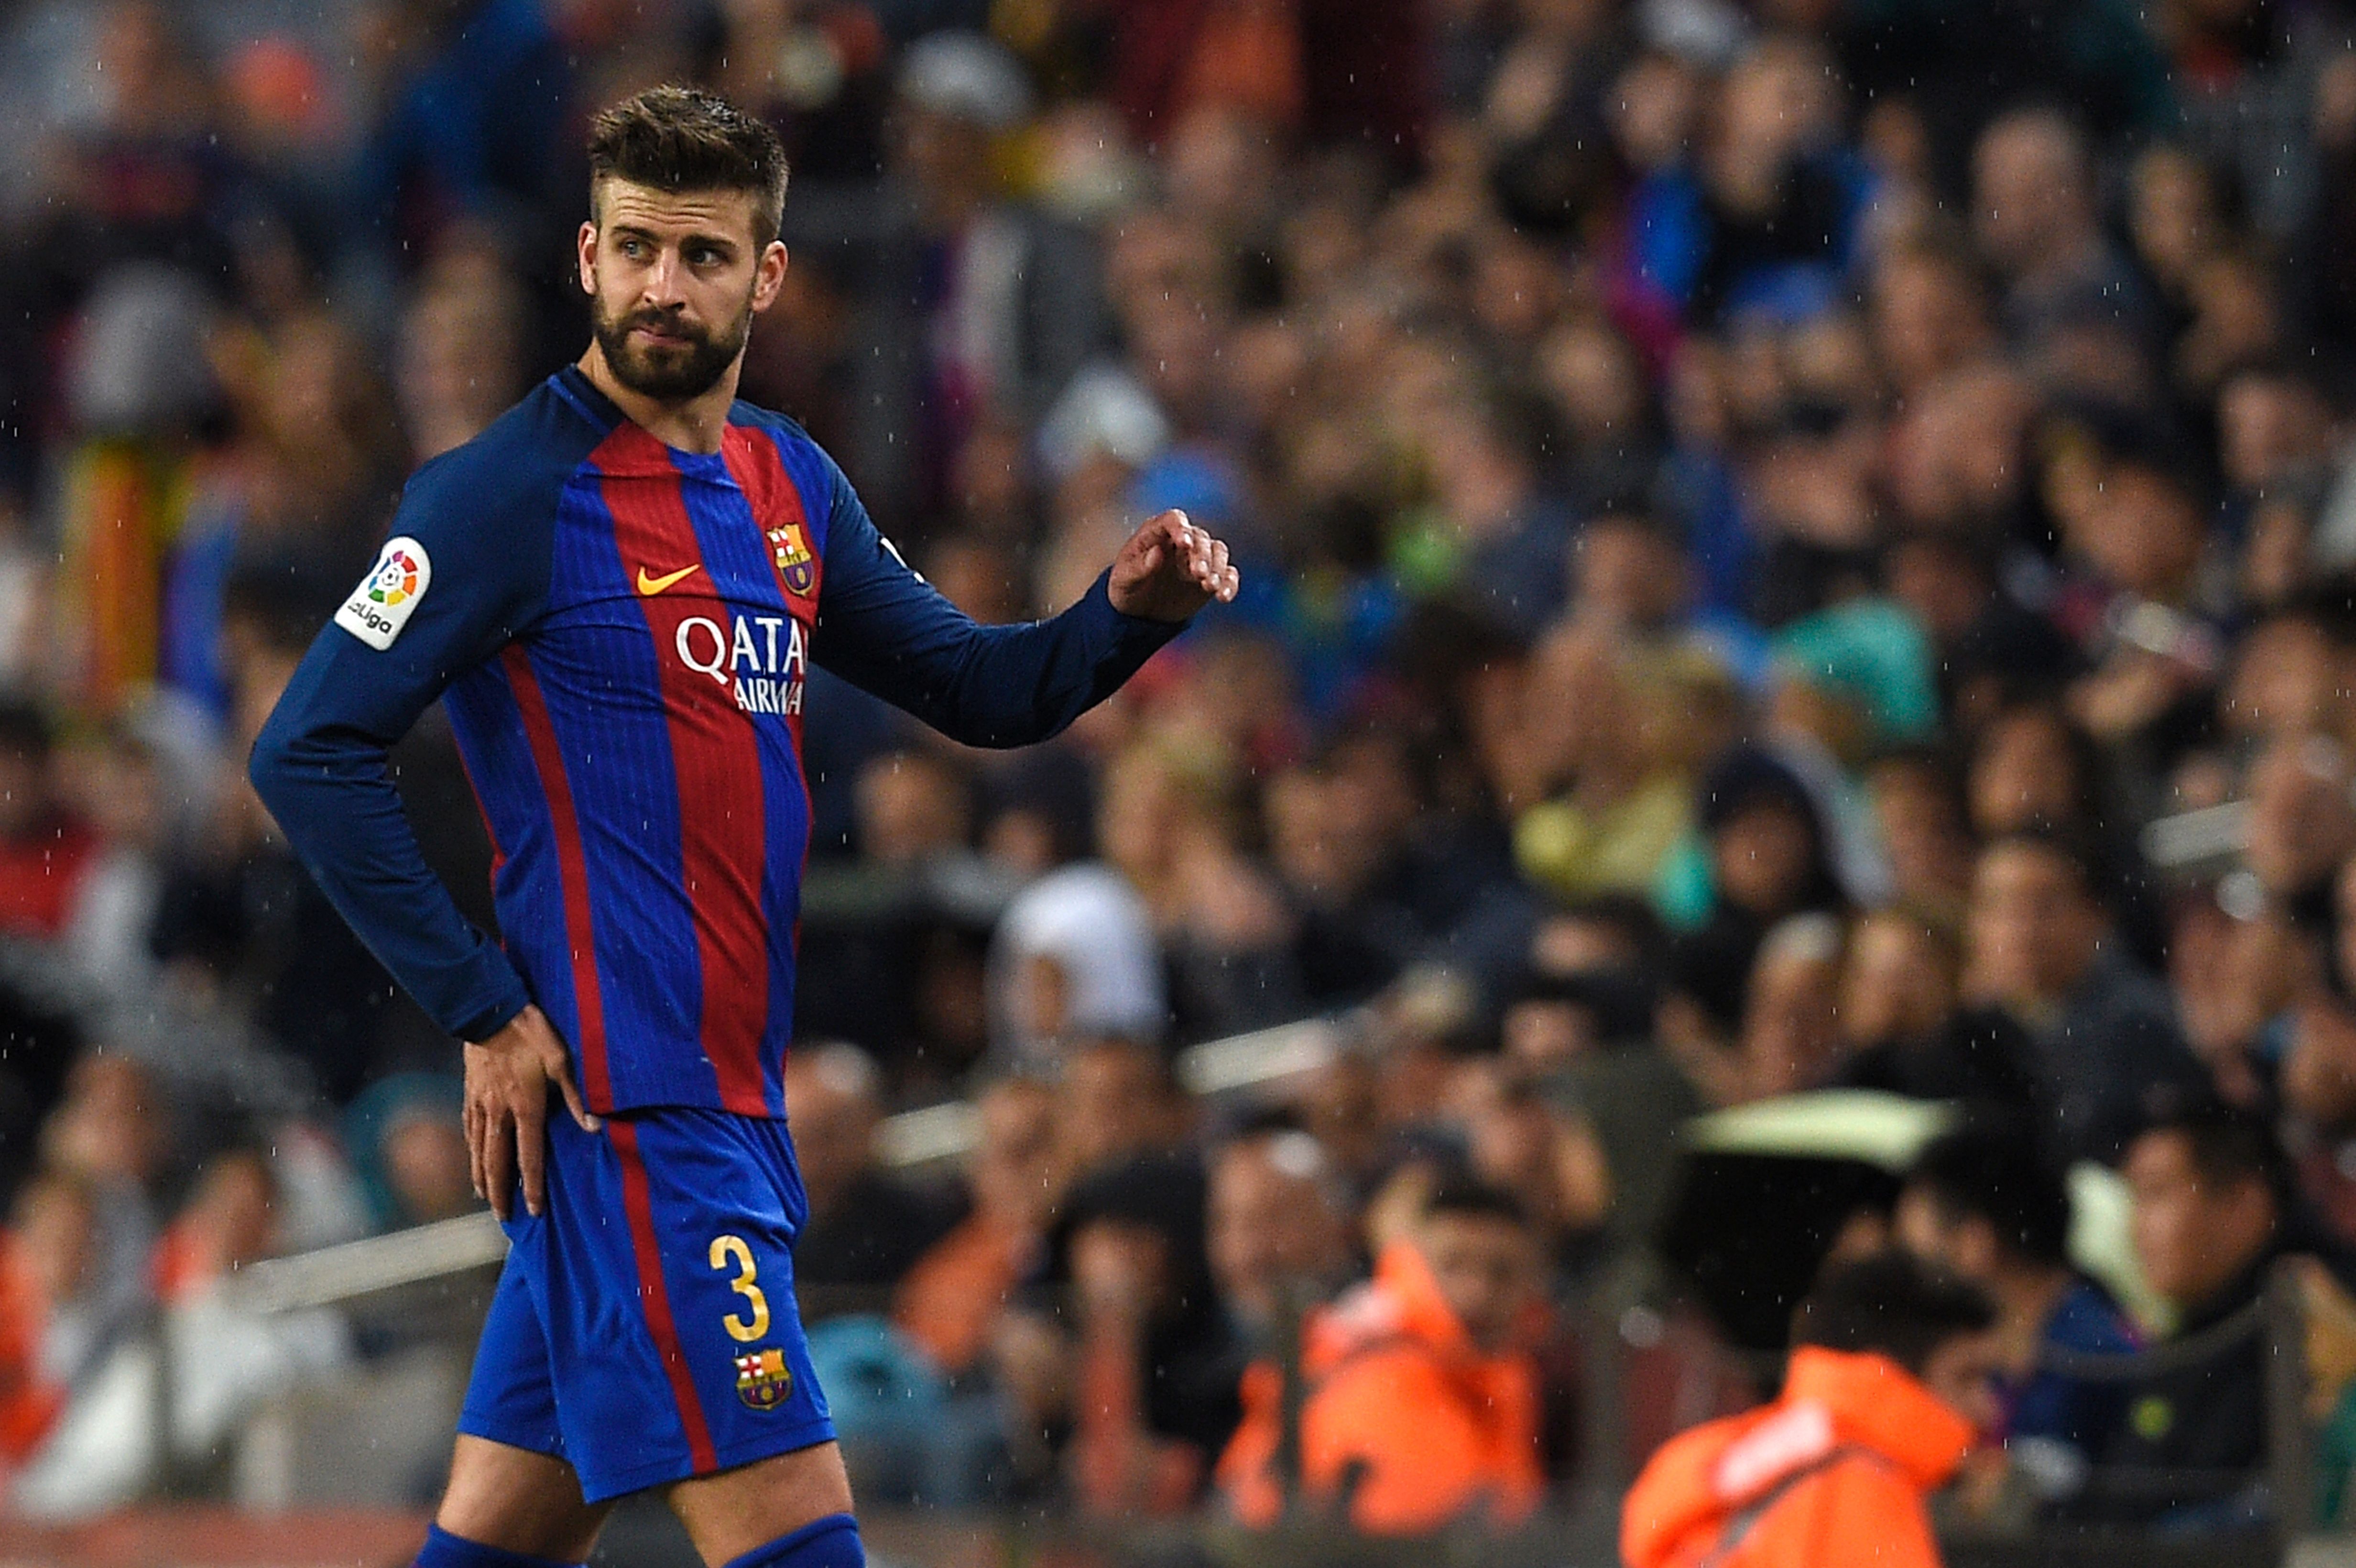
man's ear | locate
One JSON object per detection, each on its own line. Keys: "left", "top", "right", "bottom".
{"left": 752, "top": 240, "right": 789, "bottom": 314}
{"left": 577, "top": 221, "right": 599, "bottom": 296}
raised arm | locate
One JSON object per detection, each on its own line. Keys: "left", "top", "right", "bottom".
{"left": 811, "top": 459, "right": 1237, "bottom": 746}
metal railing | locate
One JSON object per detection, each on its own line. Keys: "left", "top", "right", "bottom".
{"left": 232, "top": 1014, "right": 1352, "bottom": 1314}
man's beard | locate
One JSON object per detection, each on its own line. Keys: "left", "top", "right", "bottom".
{"left": 592, "top": 291, "right": 753, "bottom": 403}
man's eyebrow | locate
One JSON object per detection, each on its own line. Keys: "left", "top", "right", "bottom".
{"left": 604, "top": 218, "right": 742, "bottom": 252}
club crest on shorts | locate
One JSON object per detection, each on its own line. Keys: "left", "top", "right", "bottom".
{"left": 767, "top": 523, "right": 815, "bottom": 596}
{"left": 734, "top": 1347, "right": 793, "bottom": 1410}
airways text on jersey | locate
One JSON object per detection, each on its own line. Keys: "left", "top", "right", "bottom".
{"left": 674, "top": 610, "right": 809, "bottom": 715}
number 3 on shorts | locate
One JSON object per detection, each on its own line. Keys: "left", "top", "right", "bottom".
{"left": 709, "top": 1234, "right": 772, "bottom": 1342}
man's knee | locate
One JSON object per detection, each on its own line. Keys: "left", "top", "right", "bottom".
{"left": 717, "top": 1514, "right": 863, "bottom": 1568}
{"left": 415, "top": 1523, "right": 585, "bottom": 1568}
{"left": 669, "top": 1441, "right": 857, "bottom": 1566}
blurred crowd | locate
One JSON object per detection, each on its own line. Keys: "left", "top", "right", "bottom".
{"left": 10, "top": 0, "right": 2356, "bottom": 1540}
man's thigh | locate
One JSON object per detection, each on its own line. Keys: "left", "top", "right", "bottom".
{"left": 437, "top": 1435, "right": 614, "bottom": 1562}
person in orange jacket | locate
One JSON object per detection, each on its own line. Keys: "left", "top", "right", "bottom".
{"left": 1218, "top": 1178, "right": 1549, "bottom": 1535}
{"left": 1623, "top": 1250, "right": 2004, "bottom": 1568}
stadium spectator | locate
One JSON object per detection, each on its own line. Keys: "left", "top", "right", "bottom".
{"left": 1219, "top": 1178, "right": 1548, "bottom": 1535}
{"left": 896, "top": 1075, "right": 1061, "bottom": 1379}
{"left": 1897, "top": 1118, "right": 2141, "bottom": 1504}
{"left": 14, "top": 0, "right": 2356, "bottom": 1535}
{"left": 12, "top": 1144, "right": 345, "bottom": 1519}
{"left": 1026, "top": 1152, "right": 1243, "bottom": 1517}
{"left": 1204, "top": 1129, "right": 1353, "bottom": 1348}
{"left": 1735, "top": 914, "right": 1849, "bottom": 1102}
{"left": 1511, "top": 627, "right": 1695, "bottom": 906}
{"left": 0, "top": 704, "right": 96, "bottom": 945}
{"left": 1972, "top": 108, "right": 2157, "bottom": 349}
{"left": 988, "top": 862, "right": 1165, "bottom": 1068}
{"left": 1057, "top": 1034, "right": 1193, "bottom": 1184}
{"left": 1621, "top": 1250, "right": 2000, "bottom": 1568}
{"left": 1667, "top": 746, "right": 1849, "bottom": 1039}
{"left": 1963, "top": 832, "right": 2205, "bottom": 1164}
{"left": 782, "top": 1043, "right": 958, "bottom": 1295}
{"left": 829, "top": 31, "right": 1106, "bottom": 524}
{"left": 2088, "top": 1098, "right": 2291, "bottom": 1524}
{"left": 1836, "top": 910, "right": 2040, "bottom": 1109}
{"left": 345, "top": 1075, "right": 476, "bottom": 1232}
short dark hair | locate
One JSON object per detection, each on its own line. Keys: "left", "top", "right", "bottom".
{"left": 1907, "top": 1115, "right": 2072, "bottom": 1267}
{"left": 2136, "top": 1091, "right": 2289, "bottom": 1207}
{"left": 1792, "top": 1250, "right": 1996, "bottom": 1374}
{"left": 0, "top": 699, "right": 52, "bottom": 762}
{"left": 587, "top": 86, "right": 789, "bottom": 241}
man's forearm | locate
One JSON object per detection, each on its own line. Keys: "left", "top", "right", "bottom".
{"left": 250, "top": 716, "right": 529, "bottom": 1043}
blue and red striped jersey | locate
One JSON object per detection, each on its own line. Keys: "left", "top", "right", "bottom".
{"left": 252, "top": 366, "right": 1181, "bottom": 1115}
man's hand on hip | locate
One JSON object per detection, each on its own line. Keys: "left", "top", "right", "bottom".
{"left": 1107, "top": 510, "right": 1240, "bottom": 622}
{"left": 466, "top": 1004, "right": 599, "bottom": 1221}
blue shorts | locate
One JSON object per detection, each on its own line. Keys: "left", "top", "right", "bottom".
{"left": 457, "top": 1105, "right": 835, "bottom": 1503}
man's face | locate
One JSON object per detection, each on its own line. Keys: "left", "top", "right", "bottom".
{"left": 1974, "top": 119, "right": 2083, "bottom": 272}
{"left": 1742, "top": 950, "right": 1843, "bottom": 1097}
{"left": 1842, "top": 916, "right": 1954, "bottom": 1047}
{"left": 578, "top": 179, "right": 784, "bottom": 402}
{"left": 1713, "top": 802, "right": 1817, "bottom": 915}
{"left": 780, "top": 1061, "right": 877, "bottom": 1214}
{"left": 1418, "top": 1211, "right": 1541, "bottom": 1354}
{"left": 2246, "top": 735, "right": 2356, "bottom": 897}
{"left": 1061, "top": 1042, "right": 1172, "bottom": 1174}
{"left": 1920, "top": 1328, "right": 2005, "bottom": 1435}
{"left": 1968, "top": 842, "right": 2101, "bottom": 1009}
{"left": 1208, "top": 1141, "right": 1343, "bottom": 1322}
{"left": 970, "top": 1080, "right": 1059, "bottom": 1232}
{"left": 2126, "top": 1130, "right": 2278, "bottom": 1311}
{"left": 1895, "top": 1186, "right": 2000, "bottom": 1284}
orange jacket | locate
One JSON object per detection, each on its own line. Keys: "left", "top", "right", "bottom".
{"left": 1622, "top": 1346, "right": 1974, "bottom": 1568}
{"left": 1217, "top": 1240, "right": 1544, "bottom": 1535}
{"left": 894, "top": 1212, "right": 1032, "bottom": 1377}
{"left": 0, "top": 1233, "right": 63, "bottom": 1464}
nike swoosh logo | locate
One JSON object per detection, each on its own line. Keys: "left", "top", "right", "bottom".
{"left": 636, "top": 564, "right": 701, "bottom": 596}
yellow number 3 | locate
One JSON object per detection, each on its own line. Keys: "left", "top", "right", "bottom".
{"left": 709, "top": 1234, "right": 771, "bottom": 1343}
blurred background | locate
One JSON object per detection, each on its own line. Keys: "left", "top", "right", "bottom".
{"left": 13, "top": 0, "right": 2356, "bottom": 1562}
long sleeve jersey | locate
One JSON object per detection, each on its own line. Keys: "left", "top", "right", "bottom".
{"left": 251, "top": 365, "right": 1182, "bottom": 1116}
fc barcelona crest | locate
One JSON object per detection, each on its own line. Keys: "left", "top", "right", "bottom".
{"left": 768, "top": 524, "right": 815, "bottom": 596}
{"left": 734, "top": 1347, "right": 794, "bottom": 1411}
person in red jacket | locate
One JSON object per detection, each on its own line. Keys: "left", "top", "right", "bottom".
{"left": 1218, "top": 1178, "right": 1548, "bottom": 1534}
{"left": 1623, "top": 1250, "right": 2003, "bottom": 1568}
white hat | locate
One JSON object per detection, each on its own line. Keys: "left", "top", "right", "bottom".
{"left": 898, "top": 32, "right": 1033, "bottom": 130}
{"left": 1037, "top": 364, "right": 1170, "bottom": 479}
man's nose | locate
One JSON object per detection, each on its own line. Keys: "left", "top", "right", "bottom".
{"left": 641, "top": 250, "right": 687, "bottom": 306}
